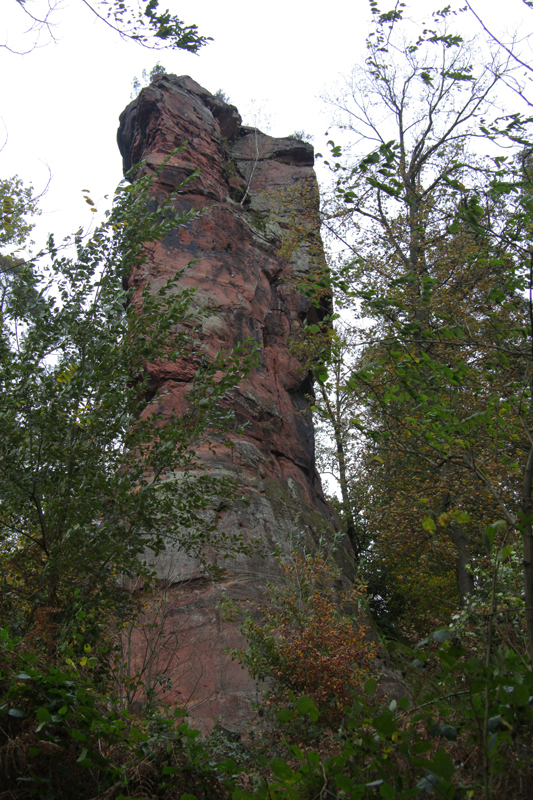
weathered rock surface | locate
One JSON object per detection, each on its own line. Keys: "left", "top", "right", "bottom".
{"left": 117, "top": 75, "right": 355, "bottom": 733}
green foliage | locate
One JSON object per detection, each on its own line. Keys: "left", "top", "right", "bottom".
{"left": 214, "top": 89, "right": 232, "bottom": 104}
{"left": 0, "top": 155, "right": 256, "bottom": 644}
{"left": 287, "top": 131, "right": 313, "bottom": 142}
{"left": 226, "top": 537, "right": 533, "bottom": 798}
{"left": 310, "top": 2, "right": 533, "bottom": 645}
{"left": 7, "top": 1, "right": 210, "bottom": 55}
{"left": 451, "top": 540, "right": 528, "bottom": 661}
{"left": 0, "top": 176, "right": 40, "bottom": 295}
{"left": 0, "top": 627, "right": 233, "bottom": 799}
{"left": 131, "top": 61, "right": 167, "bottom": 99}
{"left": 0, "top": 176, "right": 40, "bottom": 251}
{"left": 0, "top": 155, "right": 256, "bottom": 799}
{"left": 232, "top": 634, "right": 533, "bottom": 799}
{"left": 111, "top": 0, "right": 209, "bottom": 50}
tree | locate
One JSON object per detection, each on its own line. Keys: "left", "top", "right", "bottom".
{"left": 130, "top": 60, "right": 166, "bottom": 99}
{"left": 310, "top": 321, "right": 496, "bottom": 635}
{"left": 308, "top": 331, "right": 370, "bottom": 561}
{"left": 0, "top": 158, "right": 255, "bottom": 647}
{"left": 3, "top": 0, "right": 210, "bottom": 55}
{"left": 310, "top": 3, "right": 532, "bottom": 638}
{"left": 0, "top": 176, "right": 40, "bottom": 250}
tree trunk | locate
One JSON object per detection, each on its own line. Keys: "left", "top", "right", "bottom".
{"left": 440, "top": 477, "right": 474, "bottom": 607}
{"left": 319, "top": 385, "right": 360, "bottom": 559}
{"left": 521, "top": 444, "right": 533, "bottom": 666}
{"left": 522, "top": 254, "right": 533, "bottom": 666}
{"left": 449, "top": 520, "right": 475, "bottom": 606}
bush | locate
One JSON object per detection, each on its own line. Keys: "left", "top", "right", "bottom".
{"left": 229, "top": 532, "right": 533, "bottom": 798}
{"left": 0, "top": 628, "right": 233, "bottom": 800}
{"left": 232, "top": 632, "right": 533, "bottom": 800}
{"left": 234, "top": 550, "right": 376, "bottom": 729}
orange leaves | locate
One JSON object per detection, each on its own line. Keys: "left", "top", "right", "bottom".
{"left": 239, "top": 551, "right": 376, "bottom": 727}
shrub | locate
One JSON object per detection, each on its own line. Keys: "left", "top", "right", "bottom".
{"left": 235, "top": 550, "right": 376, "bottom": 728}
{"left": 0, "top": 628, "right": 232, "bottom": 800}
{"left": 231, "top": 529, "right": 533, "bottom": 799}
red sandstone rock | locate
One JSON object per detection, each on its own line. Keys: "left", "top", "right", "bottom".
{"left": 117, "top": 75, "right": 354, "bottom": 734}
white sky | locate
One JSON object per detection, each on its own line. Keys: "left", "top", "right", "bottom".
{"left": 1, "top": 0, "right": 532, "bottom": 248}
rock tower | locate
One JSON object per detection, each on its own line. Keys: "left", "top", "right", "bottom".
{"left": 117, "top": 76, "right": 354, "bottom": 732}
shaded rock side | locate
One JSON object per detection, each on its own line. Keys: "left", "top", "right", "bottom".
{"left": 117, "top": 75, "right": 354, "bottom": 733}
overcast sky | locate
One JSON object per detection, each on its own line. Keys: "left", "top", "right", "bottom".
{"left": 1, "top": 0, "right": 532, "bottom": 247}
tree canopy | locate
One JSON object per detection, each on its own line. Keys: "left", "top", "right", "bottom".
{"left": 303, "top": 3, "right": 533, "bottom": 663}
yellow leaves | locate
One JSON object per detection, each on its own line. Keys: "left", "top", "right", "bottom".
{"left": 65, "top": 644, "right": 93, "bottom": 670}
{"left": 422, "top": 516, "right": 436, "bottom": 534}
{"left": 56, "top": 363, "right": 79, "bottom": 384}
{"left": 82, "top": 190, "right": 97, "bottom": 213}
{"left": 438, "top": 513, "right": 450, "bottom": 528}
{"left": 1, "top": 194, "right": 14, "bottom": 229}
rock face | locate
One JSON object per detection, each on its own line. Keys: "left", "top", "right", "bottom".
{"left": 117, "top": 76, "right": 354, "bottom": 733}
